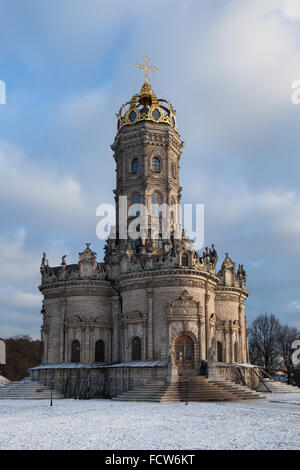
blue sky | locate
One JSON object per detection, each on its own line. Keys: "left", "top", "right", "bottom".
{"left": 1, "top": 0, "right": 300, "bottom": 338}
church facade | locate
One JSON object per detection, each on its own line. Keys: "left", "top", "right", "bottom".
{"left": 31, "top": 77, "right": 250, "bottom": 398}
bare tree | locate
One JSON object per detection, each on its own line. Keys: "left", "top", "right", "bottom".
{"left": 279, "top": 325, "right": 300, "bottom": 384}
{"left": 1, "top": 335, "right": 42, "bottom": 381}
{"left": 248, "top": 314, "right": 281, "bottom": 373}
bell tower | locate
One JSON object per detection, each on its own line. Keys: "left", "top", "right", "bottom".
{"left": 111, "top": 67, "right": 184, "bottom": 251}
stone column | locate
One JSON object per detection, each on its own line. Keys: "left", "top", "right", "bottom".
{"left": 63, "top": 325, "right": 67, "bottom": 362}
{"left": 205, "top": 292, "right": 210, "bottom": 359}
{"left": 245, "top": 315, "right": 250, "bottom": 363}
{"left": 147, "top": 288, "right": 154, "bottom": 360}
{"left": 124, "top": 322, "right": 128, "bottom": 362}
{"left": 89, "top": 327, "right": 94, "bottom": 363}
{"left": 197, "top": 301, "right": 205, "bottom": 361}
{"left": 59, "top": 297, "right": 67, "bottom": 363}
{"left": 80, "top": 326, "right": 86, "bottom": 363}
{"left": 230, "top": 322, "right": 234, "bottom": 363}
{"left": 42, "top": 329, "right": 48, "bottom": 364}
{"left": 224, "top": 322, "right": 230, "bottom": 363}
{"left": 143, "top": 319, "right": 147, "bottom": 360}
{"left": 239, "top": 301, "right": 247, "bottom": 363}
{"left": 166, "top": 302, "right": 172, "bottom": 356}
{"left": 111, "top": 296, "right": 120, "bottom": 362}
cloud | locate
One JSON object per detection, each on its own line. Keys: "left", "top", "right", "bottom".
{"left": 0, "top": 287, "right": 42, "bottom": 309}
{"left": 1, "top": 0, "right": 300, "bottom": 337}
{"left": 0, "top": 139, "right": 98, "bottom": 238}
{"left": 276, "top": 0, "right": 300, "bottom": 21}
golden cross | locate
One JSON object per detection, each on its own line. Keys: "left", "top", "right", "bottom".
{"left": 134, "top": 56, "right": 158, "bottom": 83}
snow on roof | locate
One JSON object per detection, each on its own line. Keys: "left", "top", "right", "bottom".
{"left": 30, "top": 360, "right": 168, "bottom": 370}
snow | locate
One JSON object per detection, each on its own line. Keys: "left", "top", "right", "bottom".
{"left": 0, "top": 395, "right": 300, "bottom": 450}
{"left": 30, "top": 360, "right": 168, "bottom": 370}
{"left": 0, "top": 375, "right": 9, "bottom": 387}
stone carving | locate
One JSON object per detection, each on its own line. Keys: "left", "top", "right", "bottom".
{"left": 169, "top": 290, "right": 198, "bottom": 317}
{"left": 207, "top": 345, "right": 216, "bottom": 365}
{"left": 68, "top": 315, "right": 81, "bottom": 324}
{"left": 127, "top": 310, "right": 142, "bottom": 320}
{"left": 40, "top": 244, "right": 106, "bottom": 284}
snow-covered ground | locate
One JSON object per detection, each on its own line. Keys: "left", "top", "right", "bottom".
{"left": 0, "top": 394, "right": 300, "bottom": 450}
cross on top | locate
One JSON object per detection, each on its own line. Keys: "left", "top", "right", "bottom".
{"left": 134, "top": 56, "right": 158, "bottom": 83}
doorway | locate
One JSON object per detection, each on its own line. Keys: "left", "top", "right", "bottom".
{"left": 175, "top": 335, "right": 194, "bottom": 368}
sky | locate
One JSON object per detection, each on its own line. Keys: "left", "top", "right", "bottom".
{"left": 1, "top": 0, "right": 300, "bottom": 339}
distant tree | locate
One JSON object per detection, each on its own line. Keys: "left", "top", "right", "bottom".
{"left": 279, "top": 325, "right": 300, "bottom": 384}
{"left": 0, "top": 335, "right": 42, "bottom": 381}
{"left": 248, "top": 314, "right": 281, "bottom": 374}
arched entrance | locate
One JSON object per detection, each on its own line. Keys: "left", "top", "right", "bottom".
{"left": 95, "top": 340, "right": 105, "bottom": 362}
{"left": 175, "top": 335, "right": 194, "bottom": 368}
{"left": 71, "top": 340, "right": 80, "bottom": 363}
{"left": 132, "top": 336, "right": 142, "bottom": 361}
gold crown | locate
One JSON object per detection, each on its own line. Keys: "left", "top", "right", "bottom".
{"left": 116, "top": 83, "right": 177, "bottom": 131}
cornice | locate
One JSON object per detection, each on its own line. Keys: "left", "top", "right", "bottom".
{"left": 214, "top": 285, "right": 249, "bottom": 298}
{"left": 39, "top": 279, "right": 111, "bottom": 293}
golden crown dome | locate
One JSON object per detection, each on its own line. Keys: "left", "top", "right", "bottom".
{"left": 116, "top": 82, "right": 177, "bottom": 131}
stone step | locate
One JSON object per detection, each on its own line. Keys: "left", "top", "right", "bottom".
{"left": 0, "top": 397, "right": 63, "bottom": 400}
{"left": 113, "top": 377, "right": 242, "bottom": 402}
{"left": 209, "top": 380, "right": 266, "bottom": 399}
{"left": 0, "top": 379, "right": 64, "bottom": 399}
{"left": 256, "top": 380, "right": 300, "bottom": 393}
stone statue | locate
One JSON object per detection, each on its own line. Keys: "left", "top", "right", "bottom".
{"left": 207, "top": 345, "right": 216, "bottom": 366}
{"left": 207, "top": 345, "right": 217, "bottom": 380}
{"left": 168, "top": 349, "right": 175, "bottom": 366}
{"left": 209, "top": 244, "right": 218, "bottom": 264}
{"left": 41, "top": 252, "right": 46, "bottom": 266}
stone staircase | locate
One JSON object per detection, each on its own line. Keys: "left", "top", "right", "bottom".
{"left": 256, "top": 378, "right": 300, "bottom": 394}
{"left": 0, "top": 377, "right": 64, "bottom": 400}
{"left": 208, "top": 379, "right": 265, "bottom": 399}
{"left": 112, "top": 376, "right": 264, "bottom": 402}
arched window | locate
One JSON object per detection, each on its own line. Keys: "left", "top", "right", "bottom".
{"left": 217, "top": 341, "right": 223, "bottom": 362}
{"left": 131, "top": 193, "right": 141, "bottom": 217}
{"left": 132, "top": 336, "right": 142, "bottom": 361}
{"left": 95, "top": 340, "right": 105, "bottom": 362}
{"left": 152, "top": 157, "right": 160, "bottom": 173}
{"left": 151, "top": 192, "right": 161, "bottom": 215}
{"left": 181, "top": 253, "right": 189, "bottom": 266}
{"left": 132, "top": 158, "right": 139, "bottom": 174}
{"left": 71, "top": 340, "right": 80, "bottom": 363}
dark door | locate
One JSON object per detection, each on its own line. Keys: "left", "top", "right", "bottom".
{"left": 95, "top": 340, "right": 105, "bottom": 362}
{"left": 132, "top": 336, "right": 141, "bottom": 361}
{"left": 71, "top": 340, "right": 80, "bottom": 363}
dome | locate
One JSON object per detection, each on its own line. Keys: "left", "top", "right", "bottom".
{"left": 116, "top": 82, "right": 177, "bottom": 131}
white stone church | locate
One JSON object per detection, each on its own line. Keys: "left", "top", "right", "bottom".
{"left": 31, "top": 62, "right": 257, "bottom": 399}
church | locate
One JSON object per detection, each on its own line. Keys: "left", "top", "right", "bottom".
{"left": 31, "top": 59, "right": 253, "bottom": 399}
